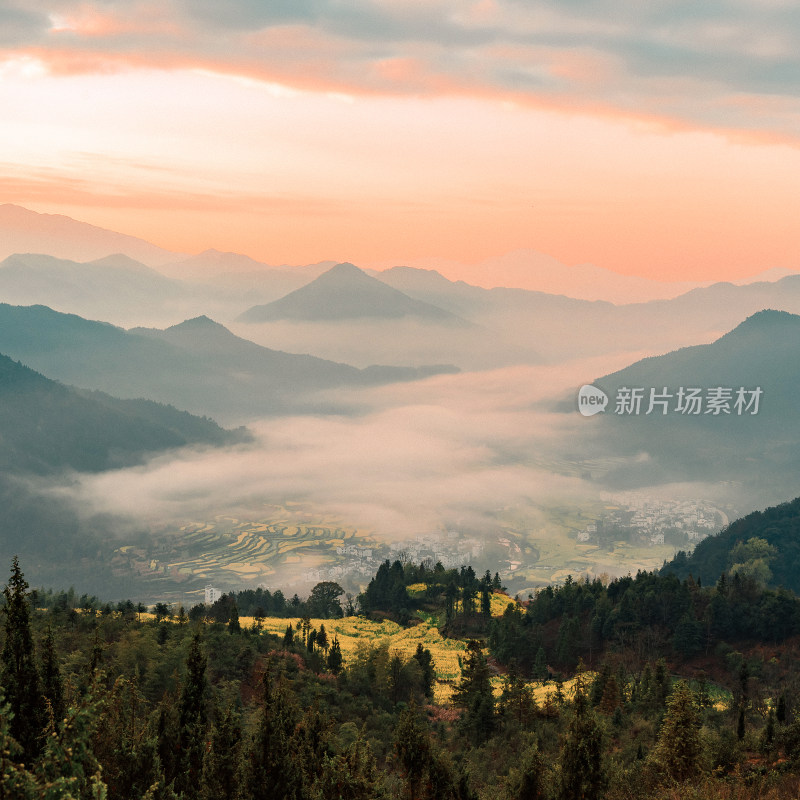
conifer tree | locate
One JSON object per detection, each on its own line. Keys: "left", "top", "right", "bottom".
{"left": 241, "top": 666, "right": 302, "bottom": 800}
{"left": 413, "top": 643, "right": 436, "bottom": 700}
{"left": 40, "top": 626, "right": 64, "bottom": 728}
{"left": 229, "top": 601, "right": 241, "bottom": 634}
{"left": 599, "top": 675, "right": 621, "bottom": 716}
{"left": 327, "top": 637, "right": 343, "bottom": 675}
{"left": 199, "top": 703, "right": 241, "bottom": 800}
{"left": 777, "top": 694, "right": 787, "bottom": 724}
{"left": 175, "top": 634, "right": 208, "bottom": 797}
{"left": 647, "top": 680, "right": 704, "bottom": 784}
{"left": 1, "top": 556, "right": 45, "bottom": 762}
{"left": 499, "top": 663, "right": 537, "bottom": 726}
{"left": 480, "top": 572, "right": 492, "bottom": 620}
{"left": 557, "top": 674, "right": 605, "bottom": 800}
{"left": 504, "top": 735, "right": 546, "bottom": 800}
{"left": 316, "top": 727, "right": 385, "bottom": 799}
{"left": 453, "top": 640, "right": 494, "bottom": 744}
{"left": 93, "top": 676, "right": 161, "bottom": 799}
{"left": 88, "top": 628, "right": 104, "bottom": 675}
{"left": 317, "top": 623, "right": 329, "bottom": 655}
{"left": 283, "top": 624, "right": 294, "bottom": 647}
{"left": 394, "top": 703, "right": 461, "bottom": 800}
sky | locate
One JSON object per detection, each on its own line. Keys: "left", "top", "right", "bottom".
{"left": 3, "top": 1, "right": 800, "bottom": 281}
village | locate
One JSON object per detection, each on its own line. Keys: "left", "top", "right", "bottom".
{"left": 576, "top": 494, "right": 727, "bottom": 549}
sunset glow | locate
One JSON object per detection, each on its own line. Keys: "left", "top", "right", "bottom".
{"left": 3, "top": 1, "right": 800, "bottom": 283}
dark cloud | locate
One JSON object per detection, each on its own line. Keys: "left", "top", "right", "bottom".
{"left": 0, "top": 4, "right": 50, "bottom": 46}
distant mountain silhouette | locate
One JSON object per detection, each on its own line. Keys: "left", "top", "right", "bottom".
{"left": 597, "top": 309, "right": 800, "bottom": 412}
{"left": 0, "top": 304, "right": 458, "bottom": 424}
{"left": 583, "top": 310, "right": 800, "bottom": 492}
{"left": 0, "top": 253, "right": 188, "bottom": 322}
{"left": 0, "top": 352, "right": 236, "bottom": 475}
{"left": 0, "top": 204, "right": 178, "bottom": 265}
{"left": 163, "top": 248, "right": 335, "bottom": 283}
{"left": 238, "top": 262, "right": 466, "bottom": 323}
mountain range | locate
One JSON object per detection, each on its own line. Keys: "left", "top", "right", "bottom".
{"left": 0, "top": 203, "right": 178, "bottom": 266}
{"left": 383, "top": 249, "right": 795, "bottom": 303}
{"left": 0, "top": 304, "right": 458, "bottom": 424}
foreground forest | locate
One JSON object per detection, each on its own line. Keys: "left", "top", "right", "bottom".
{"left": 4, "top": 499, "right": 800, "bottom": 799}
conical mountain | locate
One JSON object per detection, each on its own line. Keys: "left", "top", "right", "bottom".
{"left": 238, "top": 262, "right": 464, "bottom": 323}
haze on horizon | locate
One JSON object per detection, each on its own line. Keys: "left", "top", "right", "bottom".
{"left": 3, "top": 1, "right": 800, "bottom": 286}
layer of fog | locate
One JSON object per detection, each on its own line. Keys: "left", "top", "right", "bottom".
{"left": 38, "top": 356, "right": 769, "bottom": 589}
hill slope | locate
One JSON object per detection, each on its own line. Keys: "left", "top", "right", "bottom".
{"left": 0, "top": 352, "right": 237, "bottom": 475}
{"left": 0, "top": 305, "right": 457, "bottom": 424}
{"left": 663, "top": 496, "right": 800, "bottom": 593}
{"left": 580, "top": 310, "right": 800, "bottom": 492}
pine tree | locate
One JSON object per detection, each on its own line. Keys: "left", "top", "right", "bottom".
{"left": 654, "top": 659, "right": 671, "bottom": 708}
{"left": 480, "top": 572, "right": 492, "bottom": 620}
{"left": 88, "top": 627, "right": 104, "bottom": 675}
{"left": 316, "top": 727, "right": 385, "bottom": 799}
{"left": 453, "top": 640, "right": 494, "bottom": 744}
{"left": 40, "top": 626, "right": 64, "bottom": 728}
{"left": 317, "top": 623, "right": 329, "bottom": 655}
{"left": 647, "top": 680, "right": 704, "bottom": 783}
{"left": 1, "top": 556, "right": 45, "bottom": 762}
{"left": 199, "top": 703, "right": 241, "bottom": 800}
{"left": 229, "top": 601, "right": 241, "bottom": 634}
{"left": 394, "top": 703, "right": 460, "bottom": 800}
{"left": 599, "top": 675, "right": 621, "bottom": 716}
{"left": 175, "top": 634, "right": 208, "bottom": 796}
{"left": 413, "top": 643, "right": 436, "bottom": 700}
{"left": 504, "top": 735, "right": 546, "bottom": 800}
{"left": 283, "top": 624, "right": 294, "bottom": 647}
{"left": 557, "top": 674, "right": 605, "bottom": 800}
{"left": 93, "top": 676, "right": 162, "bottom": 799}
{"left": 295, "top": 705, "right": 333, "bottom": 793}
{"left": 327, "top": 637, "right": 343, "bottom": 675}
{"left": 240, "top": 667, "right": 302, "bottom": 800}
{"left": 499, "top": 663, "right": 537, "bottom": 726}
{"left": 777, "top": 694, "right": 787, "bottom": 724}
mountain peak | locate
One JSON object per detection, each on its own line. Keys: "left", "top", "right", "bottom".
{"left": 326, "top": 261, "right": 363, "bottom": 276}
{"left": 166, "top": 315, "right": 228, "bottom": 333}
{"left": 717, "top": 309, "right": 800, "bottom": 342}
{"left": 238, "top": 261, "right": 461, "bottom": 323}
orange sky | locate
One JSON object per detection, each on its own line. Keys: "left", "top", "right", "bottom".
{"left": 3, "top": 2, "right": 800, "bottom": 281}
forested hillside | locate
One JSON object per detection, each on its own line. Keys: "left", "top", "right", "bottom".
{"left": 5, "top": 523, "right": 800, "bottom": 799}
{"left": 663, "top": 496, "right": 800, "bottom": 592}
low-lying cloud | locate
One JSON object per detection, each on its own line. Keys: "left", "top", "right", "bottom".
{"left": 58, "top": 365, "right": 590, "bottom": 534}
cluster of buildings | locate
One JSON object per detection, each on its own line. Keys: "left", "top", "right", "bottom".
{"left": 576, "top": 495, "right": 725, "bottom": 548}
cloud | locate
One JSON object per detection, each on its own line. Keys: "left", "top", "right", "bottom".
{"left": 47, "top": 366, "right": 593, "bottom": 538}
{"left": 4, "top": 1, "right": 800, "bottom": 141}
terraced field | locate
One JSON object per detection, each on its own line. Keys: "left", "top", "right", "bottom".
{"left": 112, "top": 506, "right": 381, "bottom": 590}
